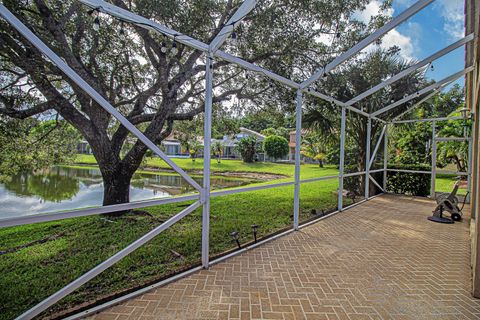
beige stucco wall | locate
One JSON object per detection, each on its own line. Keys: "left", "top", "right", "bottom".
{"left": 466, "top": 0, "right": 480, "bottom": 298}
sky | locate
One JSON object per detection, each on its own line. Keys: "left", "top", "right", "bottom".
{"left": 354, "top": 0, "right": 466, "bottom": 88}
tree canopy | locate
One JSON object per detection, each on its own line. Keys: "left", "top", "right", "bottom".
{"left": 0, "top": 0, "right": 401, "bottom": 205}
{"left": 263, "top": 135, "right": 289, "bottom": 160}
{"left": 0, "top": 117, "right": 80, "bottom": 182}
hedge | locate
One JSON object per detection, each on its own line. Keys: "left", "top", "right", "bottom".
{"left": 386, "top": 164, "right": 431, "bottom": 196}
{"left": 342, "top": 164, "right": 432, "bottom": 197}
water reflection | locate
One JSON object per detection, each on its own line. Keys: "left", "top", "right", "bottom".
{"left": 0, "top": 166, "right": 250, "bottom": 219}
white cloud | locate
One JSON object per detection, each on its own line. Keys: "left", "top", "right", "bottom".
{"left": 352, "top": 0, "right": 394, "bottom": 24}
{"left": 380, "top": 29, "right": 415, "bottom": 60}
{"left": 436, "top": 0, "right": 464, "bottom": 39}
{"left": 354, "top": 1, "right": 415, "bottom": 60}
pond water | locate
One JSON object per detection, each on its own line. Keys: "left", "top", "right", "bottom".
{"left": 0, "top": 166, "right": 252, "bottom": 219}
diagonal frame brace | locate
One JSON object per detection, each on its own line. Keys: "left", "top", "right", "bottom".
{"left": 369, "top": 125, "right": 386, "bottom": 169}
{"left": 77, "top": 0, "right": 371, "bottom": 119}
{"left": 209, "top": 0, "right": 257, "bottom": 53}
{"left": 0, "top": 3, "right": 203, "bottom": 192}
{"left": 369, "top": 175, "right": 385, "bottom": 193}
{"left": 300, "top": 0, "right": 435, "bottom": 89}
{"left": 346, "top": 33, "right": 474, "bottom": 106}
{"left": 16, "top": 201, "right": 201, "bottom": 320}
{"left": 392, "top": 83, "right": 451, "bottom": 121}
{"left": 372, "top": 66, "right": 475, "bottom": 117}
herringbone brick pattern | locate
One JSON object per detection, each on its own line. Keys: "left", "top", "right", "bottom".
{"left": 88, "top": 195, "right": 480, "bottom": 320}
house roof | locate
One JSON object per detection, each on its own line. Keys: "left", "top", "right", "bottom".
{"left": 239, "top": 127, "right": 265, "bottom": 139}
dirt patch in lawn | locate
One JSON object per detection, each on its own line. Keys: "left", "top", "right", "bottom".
{"left": 140, "top": 167, "right": 287, "bottom": 181}
{"left": 74, "top": 163, "right": 288, "bottom": 181}
{"left": 196, "top": 170, "right": 287, "bottom": 181}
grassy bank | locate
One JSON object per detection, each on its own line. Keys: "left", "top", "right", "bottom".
{"left": 0, "top": 158, "right": 342, "bottom": 320}
{"left": 0, "top": 156, "right": 466, "bottom": 319}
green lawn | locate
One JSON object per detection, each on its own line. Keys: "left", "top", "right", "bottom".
{"left": 0, "top": 156, "right": 467, "bottom": 319}
{"left": 0, "top": 158, "right": 342, "bottom": 320}
{"left": 75, "top": 154, "right": 324, "bottom": 178}
{"left": 435, "top": 173, "right": 468, "bottom": 196}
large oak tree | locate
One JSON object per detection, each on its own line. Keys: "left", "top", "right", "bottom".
{"left": 0, "top": 0, "right": 379, "bottom": 207}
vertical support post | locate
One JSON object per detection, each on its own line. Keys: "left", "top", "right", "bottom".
{"left": 467, "top": 137, "right": 473, "bottom": 203}
{"left": 365, "top": 117, "right": 372, "bottom": 199}
{"left": 338, "top": 107, "right": 346, "bottom": 211}
{"left": 383, "top": 123, "right": 389, "bottom": 191}
{"left": 202, "top": 53, "right": 213, "bottom": 268}
{"left": 293, "top": 90, "right": 302, "bottom": 230}
{"left": 431, "top": 121, "right": 437, "bottom": 199}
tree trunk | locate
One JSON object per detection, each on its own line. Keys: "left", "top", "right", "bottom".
{"left": 91, "top": 139, "right": 139, "bottom": 215}
{"left": 103, "top": 173, "right": 131, "bottom": 207}
{"left": 357, "top": 146, "right": 366, "bottom": 196}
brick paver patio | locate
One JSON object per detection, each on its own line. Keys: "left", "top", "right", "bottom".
{"left": 88, "top": 195, "right": 480, "bottom": 320}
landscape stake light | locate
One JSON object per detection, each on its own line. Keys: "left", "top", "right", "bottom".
{"left": 171, "top": 38, "right": 178, "bottom": 55}
{"left": 230, "top": 231, "right": 241, "bottom": 249}
{"left": 119, "top": 22, "right": 126, "bottom": 40}
{"left": 93, "top": 16, "right": 100, "bottom": 31}
{"left": 160, "top": 42, "right": 168, "bottom": 53}
{"left": 251, "top": 224, "right": 258, "bottom": 243}
{"left": 231, "top": 31, "right": 237, "bottom": 44}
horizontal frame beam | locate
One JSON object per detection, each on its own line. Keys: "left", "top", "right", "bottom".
{"left": 386, "top": 169, "right": 430, "bottom": 174}
{"left": 387, "top": 168, "right": 469, "bottom": 176}
{"left": 392, "top": 116, "right": 464, "bottom": 124}
{"left": 0, "top": 194, "right": 200, "bottom": 229}
{"left": 0, "top": 171, "right": 372, "bottom": 229}
{"left": 435, "top": 137, "right": 470, "bottom": 141}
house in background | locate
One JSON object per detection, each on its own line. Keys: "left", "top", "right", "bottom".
{"left": 288, "top": 129, "right": 307, "bottom": 161}
{"left": 77, "top": 141, "right": 92, "bottom": 154}
{"left": 213, "top": 127, "right": 266, "bottom": 160}
{"left": 77, "top": 128, "right": 269, "bottom": 160}
{"left": 161, "top": 132, "right": 188, "bottom": 157}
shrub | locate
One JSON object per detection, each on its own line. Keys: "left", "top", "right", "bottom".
{"left": 235, "top": 136, "right": 258, "bottom": 163}
{"left": 386, "top": 164, "right": 431, "bottom": 196}
{"left": 263, "top": 135, "right": 289, "bottom": 160}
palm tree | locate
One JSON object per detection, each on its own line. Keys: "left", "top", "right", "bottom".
{"left": 301, "top": 133, "right": 327, "bottom": 167}
{"left": 303, "top": 49, "right": 427, "bottom": 195}
{"left": 212, "top": 141, "right": 223, "bottom": 164}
